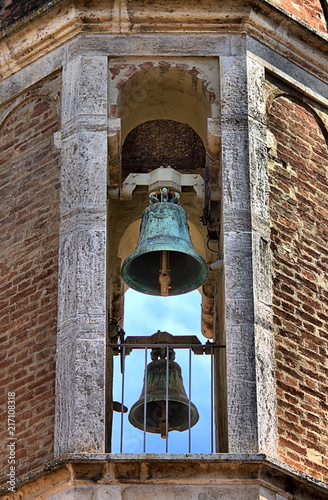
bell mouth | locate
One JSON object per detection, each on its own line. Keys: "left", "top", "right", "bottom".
{"left": 128, "top": 360, "right": 199, "bottom": 434}
{"left": 121, "top": 248, "right": 208, "bottom": 296}
{"left": 128, "top": 399, "right": 199, "bottom": 434}
{"left": 121, "top": 201, "right": 208, "bottom": 296}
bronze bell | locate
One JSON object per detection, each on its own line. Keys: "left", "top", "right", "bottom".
{"left": 121, "top": 189, "right": 208, "bottom": 296}
{"left": 128, "top": 347, "right": 199, "bottom": 438}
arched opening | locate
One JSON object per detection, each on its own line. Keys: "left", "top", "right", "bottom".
{"left": 116, "top": 64, "right": 213, "bottom": 143}
{"left": 107, "top": 61, "right": 222, "bottom": 453}
{"left": 108, "top": 114, "right": 213, "bottom": 337}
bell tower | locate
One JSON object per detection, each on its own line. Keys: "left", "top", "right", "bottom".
{"left": 0, "top": 0, "right": 327, "bottom": 499}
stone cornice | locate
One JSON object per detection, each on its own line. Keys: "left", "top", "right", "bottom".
{"left": 0, "top": 0, "right": 327, "bottom": 84}
{"left": 0, "top": 454, "right": 327, "bottom": 499}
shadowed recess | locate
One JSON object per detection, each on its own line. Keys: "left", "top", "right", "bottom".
{"left": 122, "top": 119, "right": 206, "bottom": 178}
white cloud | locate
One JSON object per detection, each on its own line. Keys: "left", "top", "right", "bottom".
{"left": 124, "top": 288, "right": 202, "bottom": 337}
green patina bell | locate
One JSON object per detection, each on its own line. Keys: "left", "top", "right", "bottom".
{"left": 121, "top": 191, "right": 208, "bottom": 296}
{"left": 128, "top": 347, "right": 199, "bottom": 438}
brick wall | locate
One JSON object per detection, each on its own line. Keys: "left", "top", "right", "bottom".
{"left": 267, "top": 78, "right": 328, "bottom": 482}
{"left": 0, "top": 74, "right": 61, "bottom": 484}
{"left": 270, "top": 0, "right": 327, "bottom": 32}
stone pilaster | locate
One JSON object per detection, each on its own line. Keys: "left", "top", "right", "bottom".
{"left": 247, "top": 55, "right": 277, "bottom": 457}
{"left": 220, "top": 45, "right": 277, "bottom": 455}
{"left": 54, "top": 55, "right": 108, "bottom": 456}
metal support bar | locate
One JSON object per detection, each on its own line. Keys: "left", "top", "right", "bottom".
{"left": 143, "top": 347, "right": 148, "bottom": 453}
{"left": 119, "top": 345, "right": 126, "bottom": 453}
{"left": 118, "top": 167, "right": 205, "bottom": 201}
{"left": 111, "top": 342, "right": 225, "bottom": 356}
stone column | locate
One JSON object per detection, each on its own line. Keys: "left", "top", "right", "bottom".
{"left": 220, "top": 43, "right": 277, "bottom": 455}
{"left": 247, "top": 54, "right": 277, "bottom": 457}
{"left": 54, "top": 55, "right": 108, "bottom": 456}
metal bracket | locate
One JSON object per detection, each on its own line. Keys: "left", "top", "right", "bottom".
{"left": 114, "top": 166, "right": 205, "bottom": 201}
{"left": 109, "top": 331, "right": 223, "bottom": 356}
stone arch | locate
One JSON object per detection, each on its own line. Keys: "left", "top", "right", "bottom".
{"left": 267, "top": 93, "right": 328, "bottom": 180}
{"left": 108, "top": 60, "right": 221, "bottom": 196}
{"left": 115, "top": 62, "right": 217, "bottom": 143}
{"left": 267, "top": 90, "right": 328, "bottom": 477}
{"left": 0, "top": 90, "right": 60, "bottom": 476}
{"left": 0, "top": 94, "right": 60, "bottom": 160}
{"left": 0, "top": 89, "right": 60, "bottom": 129}
{"left": 107, "top": 60, "right": 221, "bottom": 338}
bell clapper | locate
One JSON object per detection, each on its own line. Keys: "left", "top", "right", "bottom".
{"left": 159, "top": 403, "right": 168, "bottom": 439}
{"left": 159, "top": 250, "right": 171, "bottom": 296}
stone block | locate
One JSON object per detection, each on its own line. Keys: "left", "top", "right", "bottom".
{"left": 121, "top": 484, "right": 260, "bottom": 500}
{"left": 220, "top": 55, "right": 248, "bottom": 118}
{"left": 60, "top": 126, "right": 108, "bottom": 212}
{"left": 246, "top": 57, "right": 266, "bottom": 125}
{"left": 223, "top": 231, "right": 253, "bottom": 299}
{"left": 57, "top": 228, "right": 106, "bottom": 324}
{"left": 62, "top": 55, "right": 108, "bottom": 122}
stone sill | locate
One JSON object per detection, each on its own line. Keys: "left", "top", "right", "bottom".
{"left": 65, "top": 452, "right": 267, "bottom": 461}
{"left": 1, "top": 453, "right": 327, "bottom": 498}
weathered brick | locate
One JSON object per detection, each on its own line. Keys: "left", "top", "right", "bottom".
{"left": 0, "top": 74, "right": 60, "bottom": 483}
{"left": 267, "top": 80, "right": 328, "bottom": 482}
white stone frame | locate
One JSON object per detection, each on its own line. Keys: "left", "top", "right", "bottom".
{"left": 220, "top": 51, "right": 276, "bottom": 454}
{"left": 55, "top": 55, "right": 109, "bottom": 455}
{"left": 2, "top": 31, "right": 327, "bottom": 458}
{"left": 54, "top": 42, "right": 276, "bottom": 456}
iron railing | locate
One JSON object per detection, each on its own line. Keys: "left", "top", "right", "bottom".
{"left": 111, "top": 342, "right": 224, "bottom": 454}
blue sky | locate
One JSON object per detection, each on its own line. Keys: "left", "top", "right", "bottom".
{"left": 112, "top": 289, "right": 213, "bottom": 453}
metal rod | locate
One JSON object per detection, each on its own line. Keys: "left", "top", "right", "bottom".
{"left": 188, "top": 346, "right": 192, "bottom": 453}
{"left": 120, "top": 345, "right": 126, "bottom": 453}
{"left": 143, "top": 347, "right": 148, "bottom": 453}
{"left": 165, "top": 345, "right": 169, "bottom": 452}
{"left": 114, "top": 343, "right": 225, "bottom": 349}
{"left": 210, "top": 345, "right": 214, "bottom": 453}
{"left": 159, "top": 250, "right": 171, "bottom": 296}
